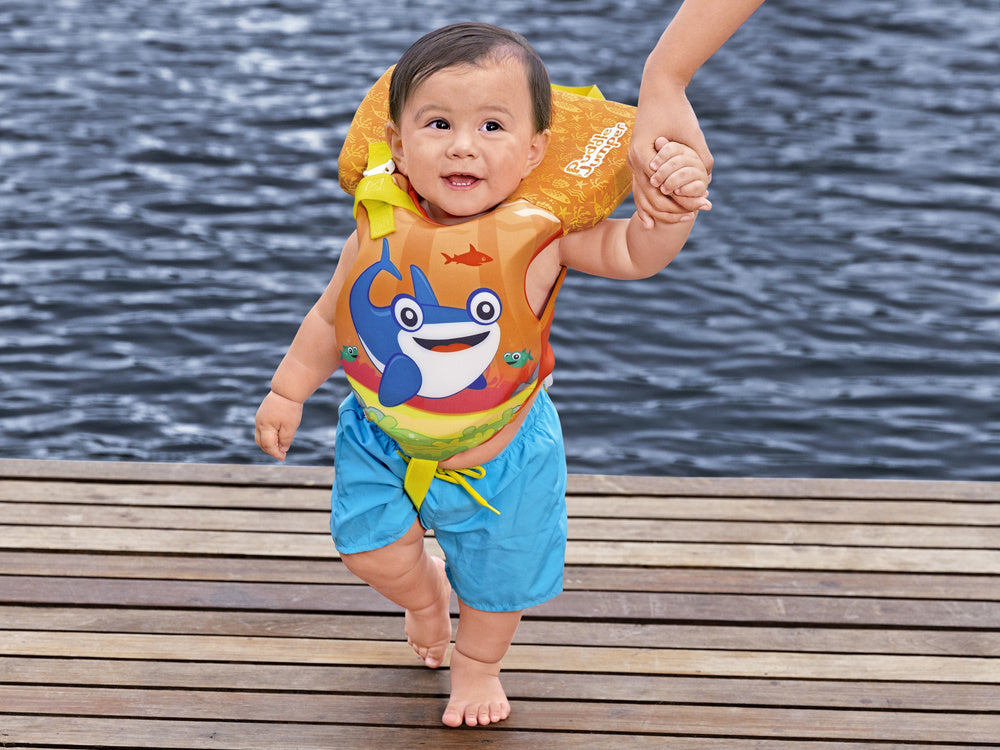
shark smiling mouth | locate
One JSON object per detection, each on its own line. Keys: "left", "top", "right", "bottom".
{"left": 415, "top": 332, "right": 489, "bottom": 353}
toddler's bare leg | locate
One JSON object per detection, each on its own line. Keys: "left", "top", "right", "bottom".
{"left": 442, "top": 602, "right": 523, "bottom": 727}
{"left": 340, "top": 520, "right": 452, "bottom": 668}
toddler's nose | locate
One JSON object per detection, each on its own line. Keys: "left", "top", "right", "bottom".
{"left": 447, "top": 128, "right": 477, "bottom": 159}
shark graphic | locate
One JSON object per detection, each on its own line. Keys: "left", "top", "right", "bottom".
{"left": 348, "top": 238, "right": 502, "bottom": 407}
{"left": 443, "top": 243, "right": 492, "bottom": 267}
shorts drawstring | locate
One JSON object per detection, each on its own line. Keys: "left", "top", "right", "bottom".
{"left": 399, "top": 453, "right": 499, "bottom": 515}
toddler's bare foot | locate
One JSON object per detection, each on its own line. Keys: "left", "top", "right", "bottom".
{"left": 442, "top": 649, "right": 510, "bottom": 727}
{"left": 405, "top": 556, "right": 452, "bottom": 668}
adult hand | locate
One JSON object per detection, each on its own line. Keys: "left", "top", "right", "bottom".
{"left": 627, "top": 0, "right": 765, "bottom": 225}
{"left": 629, "top": 84, "right": 713, "bottom": 226}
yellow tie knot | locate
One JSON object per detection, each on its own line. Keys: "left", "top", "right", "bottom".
{"left": 400, "top": 455, "right": 499, "bottom": 515}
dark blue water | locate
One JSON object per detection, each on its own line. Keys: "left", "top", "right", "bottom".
{"left": 2, "top": 0, "right": 999, "bottom": 479}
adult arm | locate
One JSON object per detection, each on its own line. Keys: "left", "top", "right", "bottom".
{"left": 631, "top": 0, "right": 765, "bottom": 224}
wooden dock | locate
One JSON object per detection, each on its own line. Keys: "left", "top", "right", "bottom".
{"left": 1, "top": 458, "right": 997, "bottom": 748}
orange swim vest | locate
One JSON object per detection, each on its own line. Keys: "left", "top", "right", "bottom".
{"left": 333, "top": 69, "right": 637, "bottom": 462}
{"left": 335, "top": 178, "right": 564, "bottom": 461}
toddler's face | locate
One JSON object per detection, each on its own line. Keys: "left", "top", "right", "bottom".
{"left": 387, "top": 57, "right": 549, "bottom": 225}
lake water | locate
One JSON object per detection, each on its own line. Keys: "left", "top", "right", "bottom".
{"left": 2, "top": 0, "right": 999, "bottom": 479}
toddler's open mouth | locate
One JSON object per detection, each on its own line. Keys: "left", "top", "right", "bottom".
{"left": 445, "top": 174, "right": 480, "bottom": 188}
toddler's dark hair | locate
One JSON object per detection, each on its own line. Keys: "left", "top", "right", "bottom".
{"left": 389, "top": 22, "right": 552, "bottom": 133}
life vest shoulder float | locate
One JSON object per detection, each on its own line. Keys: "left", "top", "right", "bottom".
{"left": 337, "top": 67, "right": 637, "bottom": 234}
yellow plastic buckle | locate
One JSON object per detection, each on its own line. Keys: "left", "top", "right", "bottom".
{"left": 353, "top": 142, "right": 419, "bottom": 239}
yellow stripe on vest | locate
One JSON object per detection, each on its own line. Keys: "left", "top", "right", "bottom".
{"left": 345, "top": 373, "right": 535, "bottom": 462}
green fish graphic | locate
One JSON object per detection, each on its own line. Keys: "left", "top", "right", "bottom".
{"left": 503, "top": 350, "right": 533, "bottom": 367}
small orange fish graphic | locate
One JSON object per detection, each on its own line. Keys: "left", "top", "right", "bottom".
{"left": 443, "top": 244, "right": 493, "bottom": 266}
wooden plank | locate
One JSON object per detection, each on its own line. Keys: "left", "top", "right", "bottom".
{"left": 6, "top": 502, "right": 998, "bottom": 548}
{"left": 537, "top": 591, "right": 1000, "bottom": 629}
{"left": 4, "top": 657, "right": 998, "bottom": 713}
{"left": 568, "top": 494, "right": 1000, "bottom": 524}
{"left": 5, "top": 606, "right": 999, "bottom": 656}
{"left": 563, "top": 566, "right": 1000, "bottom": 600}
{"left": 2, "top": 552, "right": 994, "bottom": 601}
{"left": 0, "top": 525, "right": 335, "bottom": 558}
{"left": 2, "top": 631, "right": 997, "bottom": 683}
{"left": 0, "top": 502, "right": 327, "bottom": 533}
{"left": 6, "top": 479, "right": 1000, "bottom": 526}
{"left": 0, "top": 552, "right": 358, "bottom": 584}
{"left": 566, "top": 472, "right": 1000, "bottom": 501}
{"left": 5, "top": 526, "right": 999, "bottom": 572}
{"left": 0, "top": 459, "right": 333, "bottom": 488}
{"left": 560, "top": 541, "right": 1000, "bottom": 572}
{"left": 10, "top": 716, "right": 960, "bottom": 750}
{"left": 5, "top": 576, "right": 998, "bottom": 627}
{"left": 0, "top": 716, "right": 685, "bottom": 750}
{"left": 0, "top": 480, "right": 329, "bottom": 510}
{"left": 4, "top": 458, "right": 1000, "bottom": 501}
{"left": 3, "top": 685, "right": 999, "bottom": 743}
{"left": 567, "top": 518, "right": 1000, "bottom": 547}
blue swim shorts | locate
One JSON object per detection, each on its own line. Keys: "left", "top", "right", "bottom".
{"left": 331, "top": 389, "right": 568, "bottom": 612}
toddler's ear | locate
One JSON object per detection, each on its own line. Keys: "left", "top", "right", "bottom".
{"left": 385, "top": 121, "right": 406, "bottom": 173}
{"left": 522, "top": 129, "right": 550, "bottom": 178}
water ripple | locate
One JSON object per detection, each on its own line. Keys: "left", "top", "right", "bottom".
{"left": 2, "top": 0, "right": 999, "bottom": 478}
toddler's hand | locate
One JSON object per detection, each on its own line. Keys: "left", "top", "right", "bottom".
{"left": 255, "top": 391, "right": 303, "bottom": 461}
{"left": 650, "top": 137, "right": 711, "bottom": 200}
{"left": 634, "top": 137, "right": 712, "bottom": 228}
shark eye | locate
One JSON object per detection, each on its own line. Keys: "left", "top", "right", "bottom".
{"left": 392, "top": 295, "right": 423, "bottom": 331}
{"left": 467, "top": 289, "right": 501, "bottom": 325}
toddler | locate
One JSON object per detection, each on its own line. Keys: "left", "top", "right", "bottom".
{"left": 256, "top": 22, "right": 710, "bottom": 728}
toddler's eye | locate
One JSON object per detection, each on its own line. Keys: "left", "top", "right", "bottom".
{"left": 483, "top": 121, "right": 502, "bottom": 132}
{"left": 430, "top": 119, "right": 449, "bottom": 130}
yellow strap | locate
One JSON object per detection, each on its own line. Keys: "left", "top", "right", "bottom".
{"left": 401, "top": 454, "right": 499, "bottom": 516}
{"left": 402, "top": 456, "right": 438, "bottom": 510}
{"left": 353, "top": 142, "right": 419, "bottom": 239}
{"left": 550, "top": 83, "right": 605, "bottom": 100}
